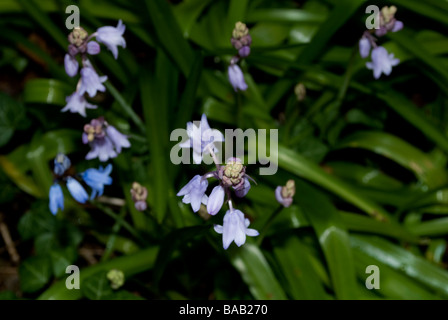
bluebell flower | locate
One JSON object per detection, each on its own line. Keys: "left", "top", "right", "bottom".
{"left": 179, "top": 114, "right": 224, "bottom": 164}
{"left": 49, "top": 183, "right": 64, "bottom": 215}
{"left": 130, "top": 182, "right": 148, "bottom": 211}
{"left": 106, "top": 125, "right": 130, "bottom": 153}
{"left": 366, "top": 46, "right": 400, "bottom": 79}
{"left": 228, "top": 64, "right": 248, "bottom": 92}
{"left": 177, "top": 175, "right": 209, "bottom": 212}
{"left": 238, "top": 46, "right": 251, "bottom": 58}
{"left": 62, "top": 91, "right": 97, "bottom": 117}
{"left": 83, "top": 117, "right": 130, "bottom": 162}
{"left": 53, "top": 153, "right": 71, "bottom": 176}
{"left": 82, "top": 164, "right": 113, "bottom": 199}
{"left": 85, "top": 136, "right": 117, "bottom": 162}
{"left": 207, "top": 185, "right": 225, "bottom": 215}
{"left": 64, "top": 53, "right": 79, "bottom": 77}
{"left": 79, "top": 65, "right": 107, "bottom": 98}
{"left": 214, "top": 209, "right": 259, "bottom": 250}
{"left": 95, "top": 20, "right": 126, "bottom": 59}
{"left": 375, "top": 6, "right": 403, "bottom": 37}
{"left": 66, "top": 177, "right": 89, "bottom": 204}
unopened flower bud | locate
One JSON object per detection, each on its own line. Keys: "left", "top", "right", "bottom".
{"left": 232, "top": 22, "right": 249, "bottom": 39}
{"left": 381, "top": 6, "right": 397, "bottom": 24}
{"left": 130, "top": 182, "right": 148, "bottom": 211}
{"left": 294, "top": 83, "right": 306, "bottom": 101}
{"left": 107, "top": 269, "right": 125, "bottom": 290}
{"left": 68, "top": 27, "right": 89, "bottom": 47}
{"left": 275, "top": 180, "right": 295, "bottom": 208}
{"left": 220, "top": 158, "right": 246, "bottom": 188}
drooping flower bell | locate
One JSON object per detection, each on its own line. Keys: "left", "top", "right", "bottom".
{"left": 214, "top": 209, "right": 259, "bottom": 250}
{"left": 177, "top": 175, "right": 209, "bottom": 212}
{"left": 95, "top": 20, "right": 126, "bottom": 60}
{"left": 81, "top": 164, "right": 113, "bottom": 199}
{"left": 275, "top": 180, "right": 296, "bottom": 208}
{"left": 366, "top": 46, "right": 400, "bottom": 79}
{"left": 228, "top": 64, "right": 248, "bottom": 92}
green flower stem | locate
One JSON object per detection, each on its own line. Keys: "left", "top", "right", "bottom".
{"left": 256, "top": 205, "right": 283, "bottom": 246}
{"left": 37, "top": 246, "right": 159, "bottom": 300}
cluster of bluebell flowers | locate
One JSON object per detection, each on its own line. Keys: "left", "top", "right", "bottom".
{"left": 228, "top": 22, "right": 251, "bottom": 92}
{"left": 63, "top": 21, "right": 126, "bottom": 117}
{"left": 359, "top": 6, "right": 403, "bottom": 79}
{"left": 82, "top": 116, "right": 130, "bottom": 162}
{"left": 177, "top": 114, "right": 259, "bottom": 249}
{"left": 49, "top": 153, "right": 113, "bottom": 215}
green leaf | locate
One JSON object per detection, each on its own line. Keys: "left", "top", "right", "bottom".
{"left": 144, "top": 0, "right": 194, "bottom": 76}
{"left": 273, "top": 236, "right": 329, "bottom": 299}
{"left": 0, "top": 92, "right": 25, "bottom": 147}
{"left": 50, "top": 247, "right": 78, "bottom": 278}
{"left": 23, "top": 79, "right": 72, "bottom": 106}
{"left": 17, "top": 202, "right": 57, "bottom": 240}
{"left": 336, "top": 131, "right": 448, "bottom": 188}
{"left": 229, "top": 243, "right": 287, "bottom": 300}
{"left": 350, "top": 235, "right": 448, "bottom": 298}
{"left": 19, "top": 255, "right": 53, "bottom": 293}
{"left": 81, "top": 271, "right": 114, "bottom": 300}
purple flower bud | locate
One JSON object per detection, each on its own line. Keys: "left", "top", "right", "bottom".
{"left": 214, "top": 209, "right": 259, "bottom": 250}
{"left": 66, "top": 177, "right": 89, "bottom": 204}
{"left": 95, "top": 20, "right": 126, "bottom": 59}
{"left": 62, "top": 91, "right": 97, "bottom": 117}
{"left": 64, "top": 53, "right": 79, "bottom": 77}
{"left": 234, "top": 177, "right": 251, "bottom": 198}
{"left": 228, "top": 64, "right": 248, "bottom": 92}
{"left": 134, "top": 200, "right": 147, "bottom": 211}
{"left": 207, "top": 185, "right": 225, "bottom": 215}
{"left": 49, "top": 183, "right": 64, "bottom": 215}
{"left": 87, "top": 41, "right": 101, "bottom": 55}
{"left": 366, "top": 46, "right": 400, "bottom": 79}
{"left": 106, "top": 125, "right": 131, "bottom": 153}
{"left": 275, "top": 180, "right": 295, "bottom": 208}
{"left": 68, "top": 44, "right": 79, "bottom": 57}
{"left": 177, "top": 175, "right": 209, "bottom": 212}
{"left": 359, "top": 37, "right": 371, "bottom": 59}
{"left": 79, "top": 66, "right": 107, "bottom": 98}
{"left": 238, "top": 46, "right": 251, "bottom": 58}
{"left": 392, "top": 20, "right": 403, "bottom": 32}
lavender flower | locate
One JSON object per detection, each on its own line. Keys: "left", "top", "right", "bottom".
{"left": 275, "top": 180, "right": 295, "bottom": 208}
{"left": 106, "top": 125, "right": 131, "bottom": 153}
{"left": 49, "top": 183, "right": 64, "bottom": 215}
{"left": 228, "top": 64, "right": 248, "bottom": 92}
{"left": 66, "top": 177, "right": 89, "bottom": 204}
{"left": 82, "top": 164, "right": 113, "bottom": 199}
{"left": 234, "top": 177, "right": 251, "bottom": 198}
{"left": 207, "top": 185, "right": 225, "bottom": 215}
{"left": 366, "top": 46, "right": 400, "bottom": 79}
{"left": 95, "top": 20, "right": 126, "bottom": 59}
{"left": 177, "top": 175, "right": 209, "bottom": 212}
{"left": 79, "top": 65, "right": 107, "bottom": 98}
{"left": 61, "top": 91, "right": 97, "bottom": 117}
{"left": 87, "top": 41, "right": 101, "bottom": 55}
{"left": 179, "top": 113, "right": 224, "bottom": 164}
{"left": 214, "top": 209, "right": 259, "bottom": 250}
